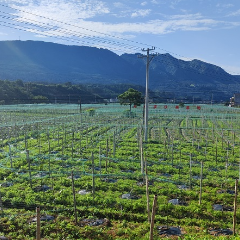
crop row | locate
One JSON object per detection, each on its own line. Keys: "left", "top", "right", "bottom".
{"left": 0, "top": 104, "right": 240, "bottom": 239}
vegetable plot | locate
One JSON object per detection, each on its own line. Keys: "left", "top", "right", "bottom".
{"left": 0, "top": 103, "right": 240, "bottom": 239}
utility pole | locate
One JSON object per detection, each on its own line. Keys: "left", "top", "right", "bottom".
{"left": 139, "top": 47, "right": 157, "bottom": 142}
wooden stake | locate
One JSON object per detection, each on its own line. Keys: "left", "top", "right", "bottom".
{"left": 225, "top": 144, "right": 229, "bottom": 184}
{"left": 92, "top": 152, "right": 95, "bottom": 198}
{"left": 149, "top": 195, "right": 158, "bottom": 240}
{"left": 39, "top": 131, "right": 41, "bottom": 154}
{"left": 106, "top": 138, "right": 109, "bottom": 157}
{"left": 189, "top": 154, "right": 192, "bottom": 190}
{"left": 99, "top": 146, "right": 102, "bottom": 179}
{"left": 145, "top": 158, "right": 150, "bottom": 223}
{"left": 9, "top": 144, "right": 12, "bottom": 168}
{"left": 105, "top": 139, "right": 108, "bottom": 171}
{"left": 215, "top": 138, "right": 218, "bottom": 164}
{"left": 233, "top": 179, "right": 238, "bottom": 235}
{"left": 57, "top": 129, "right": 60, "bottom": 147}
{"left": 140, "top": 136, "right": 144, "bottom": 174}
{"left": 239, "top": 157, "right": 240, "bottom": 181}
{"left": 71, "top": 171, "right": 78, "bottom": 224}
{"left": 113, "top": 131, "right": 116, "bottom": 158}
{"left": 24, "top": 129, "right": 28, "bottom": 149}
{"left": 48, "top": 129, "right": 50, "bottom": 154}
{"left": 26, "top": 150, "right": 32, "bottom": 189}
{"left": 199, "top": 161, "right": 203, "bottom": 205}
{"left": 221, "top": 129, "right": 224, "bottom": 149}
{"left": 0, "top": 190, "right": 3, "bottom": 214}
{"left": 233, "top": 131, "right": 235, "bottom": 156}
{"left": 36, "top": 207, "right": 41, "bottom": 240}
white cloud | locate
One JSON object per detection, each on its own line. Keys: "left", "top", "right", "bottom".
{"left": 0, "top": 31, "right": 7, "bottom": 36}
{"left": 216, "top": 4, "right": 234, "bottom": 9}
{"left": 228, "top": 9, "right": 240, "bottom": 17}
{"left": 12, "top": 0, "right": 110, "bottom": 21}
{"left": 169, "top": 13, "right": 203, "bottom": 20}
{"left": 141, "top": 2, "right": 147, "bottom": 6}
{"left": 2, "top": 0, "right": 35, "bottom": 4}
{"left": 80, "top": 17, "right": 218, "bottom": 36}
{"left": 169, "top": 0, "right": 184, "bottom": 9}
{"left": 2, "top": 0, "right": 240, "bottom": 51}
{"left": 113, "top": 2, "right": 126, "bottom": 8}
{"left": 131, "top": 9, "right": 151, "bottom": 18}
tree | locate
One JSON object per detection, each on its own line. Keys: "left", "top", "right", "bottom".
{"left": 118, "top": 88, "right": 143, "bottom": 111}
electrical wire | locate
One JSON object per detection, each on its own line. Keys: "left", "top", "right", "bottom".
{"left": 0, "top": 4, "right": 147, "bottom": 53}
{"left": 0, "top": 11, "right": 140, "bottom": 52}
{"left": 0, "top": 3, "right": 239, "bottom": 80}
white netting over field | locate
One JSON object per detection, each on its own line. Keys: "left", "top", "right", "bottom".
{"left": 0, "top": 103, "right": 240, "bottom": 239}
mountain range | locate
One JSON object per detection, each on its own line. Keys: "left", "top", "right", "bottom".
{"left": 0, "top": 40, "right": 239, "bottom": 102}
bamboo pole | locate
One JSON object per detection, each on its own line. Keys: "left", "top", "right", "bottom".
{"left": 39, "top": 131, "right": 41, "bottom": 154}
{"left": 113, "top": 131, "right": 116, "bottom": 158}
{"left": 24, "top": 127, "right": 28, "bottom": 150}
{"left": 0, "top": 190, "right": 3, "bottom": 214}
{"left": 99, "top": 146, "right": 102, "bottom": 179}
{"left": 149, "top": 195, "right": 158, "bottom": 240}
{"left": 36, "top": 207, "right": 41, "bottom": 240}
{"left": 233, "top": 179, "right": 238, "bottom": 235}
{"left": 140, "top": 136, "right": 144, "bottom": 174}
{"left": 199, "top": 161, "right": 203, "bottom": 205}
{"left": 233, "top": 131, "right": 235, "bottom": 155}
{"left": 7, "top": 144, "right": 12, "bottom": 169}
{"left": 48, "top": 129, "right": 50, "bottom": 154}
{"left": 215, "top": 138, "right": 218, "bottom": 164}
{"left": 26, "top": 150, "right": 32, "bottom": 189}
{"left": 92, "top": 152, "right": 95, "bottom": 198}
{"left": 145, "top": 157, "right": 150, "bottom": 223}
{"left": 71, "top": 171, "right": 78, "bottom": 224}
{"left": 189, "top": 154, "right": 192, "bottom": 190}
{"left": 105, "top": 139, "right": 108, "bottom": 171}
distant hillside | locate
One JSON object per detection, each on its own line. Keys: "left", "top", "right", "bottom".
{"left": 0, "top": 40, "right": 239, "bottom": 102}
{"left": 0, "top": 79, "right": 154, "bottom": 104}
{"left": 0, "top": 40, "right": 136, "bottom": 84}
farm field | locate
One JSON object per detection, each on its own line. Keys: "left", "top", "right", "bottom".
{"left": 0, "top": 103, "right": 240, "bottom": 239}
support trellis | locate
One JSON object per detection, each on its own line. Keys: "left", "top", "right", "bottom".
{"left": 0, "top": 103, "right": 240, "bottom": 238}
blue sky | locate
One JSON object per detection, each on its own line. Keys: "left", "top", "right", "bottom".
{"left": 0, "top": 0, "right": 240, "bottom": 74}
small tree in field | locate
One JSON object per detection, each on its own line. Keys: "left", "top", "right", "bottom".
{"left": 118, "top": 88, "right": 142, "bottom": 112}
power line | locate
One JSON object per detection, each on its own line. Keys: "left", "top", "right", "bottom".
{"left": 0, "top": 4, "right": 149, "bottom": 52}
{"left": 0, "top": 20, "right": 136, "bottom": 54}
{"left": 0, "top": 4, "right": 239, "bottom": 78}
{"left": 0, "top": 3, "right": 201, "bottom": 60}
{"left": 0, "top": 11, "right": 140, "bottom": 52}
{"left": 0, "top": 19, "right": 238, "bottom": 84}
